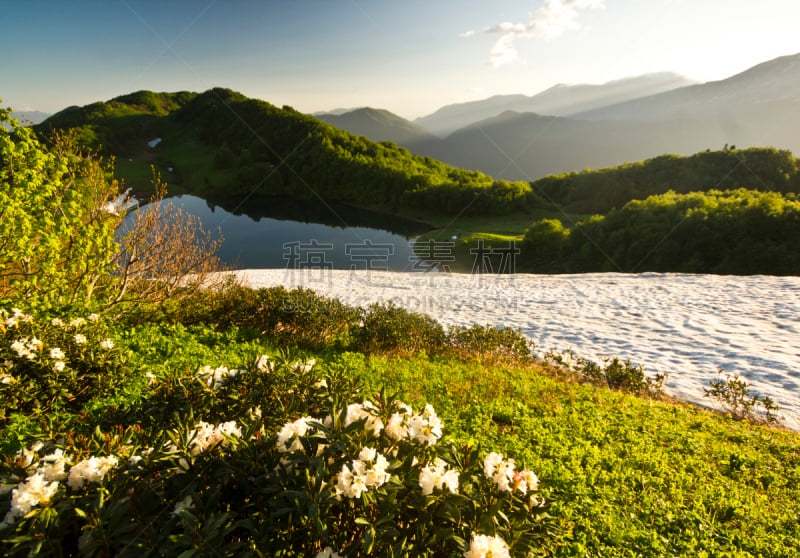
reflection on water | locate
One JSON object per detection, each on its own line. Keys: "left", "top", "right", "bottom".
{"left": 132, "top": 195, "right": 433, "bottom": 271}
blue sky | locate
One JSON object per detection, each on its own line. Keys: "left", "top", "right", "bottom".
{"left": 2, "top": 0, "right": 799, "bottom": 119}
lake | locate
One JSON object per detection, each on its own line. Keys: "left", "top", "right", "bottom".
{"left": 131, "top": 194, "right": 434, "bottom": 271}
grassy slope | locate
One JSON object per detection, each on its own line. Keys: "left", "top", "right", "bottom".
{"left": 52, "top": 322, "right": 797, "bottom": 557}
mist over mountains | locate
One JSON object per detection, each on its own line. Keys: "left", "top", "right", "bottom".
{"left": 315, "top": 53, "right": 800, "bottom": 181}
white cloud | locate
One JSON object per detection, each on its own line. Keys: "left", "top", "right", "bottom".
{"left": 464, "top": 0, "right": 605, "bottom": 68}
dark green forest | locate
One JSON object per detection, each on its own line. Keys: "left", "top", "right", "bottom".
{"left": 36, "top": 89, "right": 537, "bottom": 215}
{"left": 522, "top": 189, "right": 800, "bottom": 275}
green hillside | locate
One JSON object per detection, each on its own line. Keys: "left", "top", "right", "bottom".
{"left": 530, "top": 147, "right": 800, "bottom": 214}
{"left": 521, "top": 189, "right": 800, "bottom": 275}
{"left": 36, "top": 88, "right": 538, "bottom": 216}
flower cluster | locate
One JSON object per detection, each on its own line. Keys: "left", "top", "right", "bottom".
{"left": 463, "top": 533, "right": 511, "bottom": 558}
{"left": 9, "top": 337, "right": 42, "bottom": 360}
{"left": 316, "top": 547, "right": 344, "bottom": 558}
{"left": 343, "top": 401, "right": 384, "bottom": 437}
{"left": 2, "top": 442, "right": 122, "bottom": 526}
{"left": 483, "top": 452, "right": 539, "bottom": 495}
{"left": 385, "top": 402, "right": 443, "bottom": 446}
{"left": 67, "top": 456, "right": 119, "bottom": 490}
{"left": 335, "top": 447, "right": 391, "bottom": 500}
{"left": 419, "top": 457, "right": 459, "bottom": 496}
{"left": 196, "top": 365, "right": 240, "bottom": 388}
{"left": 255, "top": 354, "right": 274, "bottom": 372}
{"left": 185, "top": 421, "right": 242, "bottom": 455}
{"left": 1, "top": 308, "right": 33, "bottom": 328}
{"left": 276, "top": 416, "right": 316, "bottom": 453}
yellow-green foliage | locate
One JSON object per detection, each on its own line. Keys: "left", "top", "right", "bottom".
{"left": 0, "top": 103, "right": 120, "bottom": 308}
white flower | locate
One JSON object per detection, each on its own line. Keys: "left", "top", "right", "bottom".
{"left": 513, "top": 470, "right": 539, "bottom": 494}
{"left": 196, "top": 365, "right": 238, "bottom": 388}
{"left": 291, "top": 358, "right": 316, "bottom": 373}
{"left": 144, "top": 371, "right": 157, "bottom": 386}
{"left": 53, "top": 361, "right": 66, "bottom": 372}
{"left": 49, "top": 347, "right": 65, "bottom": 360}
{"left": 99, "top": 338, "right": 114, "bottom": 350}
{"left": 172, "top": 495, "right": 194, "bottom": 516}
{"left": 87, "top": 313, "right": 101, "bottom": 323}
{"left": 464, "top": 534, "right": 511, "bottom": 558}
{"left": 255, "top": 354, "right": 273, "bottom": 372}
{"left": 314, "top": 378, "right": 328, "bottom": 389}
{"left": 51, "top": 318, "right": 64, "bottom": 327}
{"left": 276, "top": 416, "right": 315, "bottom": 453}
{"left": 358, "top": 447, "right": 377, "bottom": 462}
{"left": 419, "top": 458, "right": 459, "bottom": 496}
{"left": 67, "top": 456, "right": 119, "bottom": 490}
{"left": 483, "top": 452, "right": 516, "bottom": 492}
{"left": 316, "top": 547, "right": 344, "bottom": 558}
{"left": 407, "top": 405, "right": 443, "bottom": 447}
{"left": 74, "top": 334, "right": 87, "bottom": 345}
{"left": 185, "top": 421, "right": 242, "bottom": 456}
{"left": 70, "top": 318, "right": 86, "bottom": 328}
{"left": 7, "top": 473, "right": 59, "bottom": 519}
{"left": 36, "top": 450, "right": 70, "bottom": 482}
{"left": 248, "top": 407, "right": 262, "bottom": 420}
{"left": 10, "top": 339, "right": 30, "bottom": 358}
{"left": 335, "top": 448, "right": 391, "bottom": 499}
{"left": 344, "top": 402, "right": 384, "bottom": 437}
{"left": 0, "top": 371, "right": 15, "bottom": 384}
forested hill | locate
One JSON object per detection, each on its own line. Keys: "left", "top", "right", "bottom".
{"left": 36, "top": 89, "right": 538, "bottom": 215}
{"left": 529, "top": 147, "right": 800, "bottom": 214}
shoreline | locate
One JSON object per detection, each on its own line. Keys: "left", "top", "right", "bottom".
{"left": 229, "top": 268, "right": 800, "bottom": 431}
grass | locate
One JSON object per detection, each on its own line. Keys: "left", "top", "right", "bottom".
{"left": 3, "top": 312, "right": 799, "bottom": 556}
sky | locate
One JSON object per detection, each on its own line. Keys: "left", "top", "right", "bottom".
{"left": 2, "top": 0, "right": 799, "bottom": 120}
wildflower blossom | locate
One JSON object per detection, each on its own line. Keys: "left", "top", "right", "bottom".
{"left": 51, "top": 318, "right": 64, "bottom": 327}
{"left": 344, "top": 401, "right": 384, "bottom": 436}
{"left": 36, "top": 449, "right": 70, "bottom": 482}
{"left": 6, "top": 473, "right": 59, "bottom": 520}
{"left": 291, "top": 358, "right": 316, "bottom": 373}
{"left": 70, "top": 318, "right": 86, "bottom": 328}
{"left": 74, "top": 334, "right": 87, "bottom": 345}
{"left": 316, "top": 547, "right": 344, "bottom": 558}
{"left": 186, "top": 421, "right": 242, "bottom": 456}
{"left": 87, "top": 313, "right": 100, "bottom": 322}
{"left": 314, "top": 378, "right": 328, "bottom": 389}
{"left": 463, "top": 534, "right": 511, "bottom": 558}
{"left": 407, "top": 404, "right": 443, "bottom": 446}
{"left": 335, "top": 448, "right": 391, "bottom": 499}
{"left": 0, "top": 371, "right": 15, "bottom": 384}
{"left": 67, "top": 456, "right": 119, "bottom": 490}
{"left": 53, "top": 361, "right": 66, "bottom": 372}
{"left": 255, "top": 354, "right": 274, "bottom": 372}
{"left": 276, "top": 416, "right": 315, "bottom": 453}
{"left": 419, "top": 458, "right": 460, "bottom": 495}
{"left": 482, "top": 452, "right": 532, "bottom": 493}
{"left": 144, "top": 371, "right": 157, "bottom": 386}
{"left": 196, "top": 365, "right": 238, "bottom": 387}
{"left": 99, "top": 338, "right": 114, "bottom": 350}
{"left": 49, "top": 347, "right": 65, "bottom": 360}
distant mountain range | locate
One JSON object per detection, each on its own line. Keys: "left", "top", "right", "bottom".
{"left": 414, "top": 72, "right": 695, "bottom": 136}
{"left": 316, "top": 107, "right": 438, "bottom": 145}
{"left": 3, "top": 110, "right": 51, "bottom": 126}
{"left": 312, "top": 52, "right": 800, "bottom": 180}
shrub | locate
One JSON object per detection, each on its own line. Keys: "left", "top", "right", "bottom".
{"left": 0, "top": 106, "right": 120, "bottom": 308}
{"left": 0, "top": 308, "right": 130, "bottom": 427}
{"left": 0, "top": 349, "right": 554, "bottom": 557}
{"left": 447, "top": 324, "right": 533, "bottom": 364}
{"left": 704, "top": 370, "right": 781, "bottom": 424}
{"left": 354, "top": 302, "right": 447, "bottom": 356}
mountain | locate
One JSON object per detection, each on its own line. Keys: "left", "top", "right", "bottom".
{"left": 413, "top": 110, "right": 732, "bottom": 182}
{"left": 315, "top": 107, "right": 439, "bottom": 147}
{"left": 35, "top": 88, "right": 532, "bottom": 216}
{"left": 576, "top": 53, "right": 800, "bottom": 121}
{"left": 414, "top": 72, "right": 694, "bottom": 136}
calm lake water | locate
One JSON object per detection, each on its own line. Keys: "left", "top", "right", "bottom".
{"left": 132, "top": 195, "right": 433, "bottom": 271}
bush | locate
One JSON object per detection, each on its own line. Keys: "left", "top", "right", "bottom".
{"left": 0, "top": 348, "right": 554, "bottom": 557}
{"left": 354, "top": 302, "right": 446, "bottom": 356}
{"left": 0, "top": 106, "right": 120, "bottom": 309}
{"left": 704, "top": 370, "right": 781, "bottom": 424}
{"left": 0, "top": 308, "right": 130, "bottom": 427}
{"left": 447, "top": 324, "right": 533, "bottom": 364}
